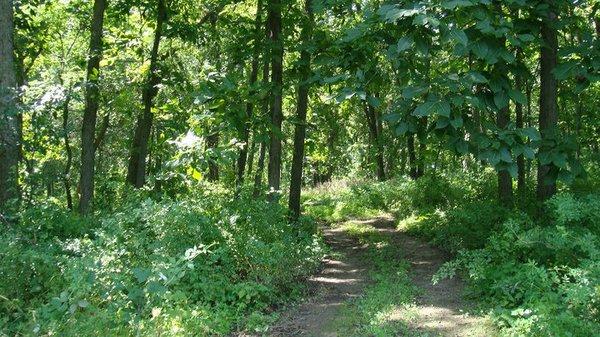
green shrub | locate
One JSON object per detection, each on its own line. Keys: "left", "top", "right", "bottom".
{"left": 434, "top": 194, "right": 600, "bottom": 336}
{"left": 1, "top": 191, "right": 325, "bottom": 336}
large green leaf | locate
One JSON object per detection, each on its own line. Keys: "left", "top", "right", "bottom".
{"left": 449, "top": 29, "right": 468, "bottom": 46}
{"left": 402, "top": 86, "right": 428, "bottom": 99}
{"left": 553, "top": 61, "right": 579, "bottom": 80}
{"left": 397, "top": 36, "right": 414, "bottom": 52}
{"left": 413, "top": 100, "right": 451, "bottom": 117}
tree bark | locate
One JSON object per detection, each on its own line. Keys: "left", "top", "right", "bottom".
{"left": 416, "top": 117, "right": 427, "bottom": 178}
{"left": 78, "top": 0, "right": 107, "bottom": 214}
{"left": 266, "top": 0, "right": 284, "bottom": 201}
{"left": 537, "top": 7, "right": 559, "bottom": 201}
{"left": 126, "top": 0, "right": 166, "bottom": 188}
{"left": 0, "top": 0, "right": 19, "bottom": 212}
{"left": 236, "top": 0, "right": 264, "bottom": 190}
{"left": 363, "top": 101, "right": 386, "bottom": 181}
{"left": 246, "top": 138, "right": 256, "bottom": 179}
{"left": 515, "top": 64, "right": 526, "bottom": 196}
{"left": 407, "top": 134, "right": 417, "bottom": 179}
{"left": 206, "top": 132, "right": 219, "bottom": 182}
{"left": 62, "top": 88, "right": 73, "bottom": 210}
{"left": 498, "top": 103, "right": 513, "bottom": 206}
{"left": 253, "top": 140, "right": 267, "bottom": 197}
{"left": 288, "top": 0, "right": 313, "bottom": 221}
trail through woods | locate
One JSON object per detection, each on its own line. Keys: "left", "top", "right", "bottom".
{"left": 253, "top": 216, "right": 491, "bottom": 337}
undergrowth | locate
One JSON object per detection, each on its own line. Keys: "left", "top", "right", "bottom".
{"left": 1, "top": 184, "right": 325, "bottom": 336}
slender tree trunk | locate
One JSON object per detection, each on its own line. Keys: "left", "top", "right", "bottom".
{"left": 0, "top": 0, "right": 20, "bottom": 212}
{"left": 246, "top": 138, "right": 256, "bottom": 179}
{"left": 498, "top": 103, "right": 513, "bottom": 205}
{"left": 62, "top": 88, "right": 73, "bottom": 210}
{"left": 126, "top": 0, "right": 166, "bottom": 188}
{"left": 253, "top": 141, "right": 267, "bottom": 197}
{"left": 515, "top": 65, "right": 526, "bottom": 196}
{"left": 537, "top": 7, "right": 559, "bottom": 201}
{"left": 266, "top": 0, "right": 284, "bottom": 201}
{"left": 252, "top": 44, "right": 271, "bottom": 197}
{"left": 78, "top": 0, "right": 107, "bottom": 214}
{"left": 94, "top": 112, "right": 109, "bottom": 153}
{"left": 206, "top": 132, "right": 219, "bottom": 181}
{"left": 237, "top": 0, "right": 264, "bottom": 190}
{"left": 416, "top": 117, "right": 427, "bottom": 178}
{"left": 407, "top": 134, "right": 417, "bottom": 179}
{"left": 288, "top": 0, "right": 313, "bottom": 221}
{"left": 363, "top": 102, "right": 386, "bottom": 181}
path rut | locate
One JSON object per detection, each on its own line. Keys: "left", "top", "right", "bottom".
{"left": 255, "top": 216, "right": 489, "bottom": 337}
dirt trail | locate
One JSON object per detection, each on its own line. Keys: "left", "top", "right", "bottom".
{"left": 262, "top": 216, "right": 489, "bottom": 337}
{"left": 267, "top": 225, "right": 370, "bottom": 336}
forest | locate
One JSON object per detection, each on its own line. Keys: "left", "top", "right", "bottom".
{"left": 1, "top": 0, "right": 599, "bottom": 336}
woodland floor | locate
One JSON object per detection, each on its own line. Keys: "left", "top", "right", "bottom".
{"left": 254, "top": 216, "right": 492, "bottom": 337}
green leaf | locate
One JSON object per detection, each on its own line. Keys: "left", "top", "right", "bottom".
{"left": 499, "top": 147, "right": 512, "bottom": 163}
{"left": 395, "top": 122, "right": 409, "bottom": 135}
{"left": 378, "top": 5, "right": 419, "bottom": 22}
{"left": 523, "top": 146, "right": 535, "bottom": 159}
{"left": 450, "top": 29, "right": 468, "bottom": 46}
{"left": 442, "top": 0, "right": 473, "bottom": 9}
{"left": 508, "top": 89, "right": 527, "bottom": 106}
{"left": 494, "top": 91, "right": 509, "bottom": 110}
{"left": 402, "top": 86, "right": 428, "bottom": 99}
{"left": 467, "top": 71, "right": 488, "bottom": 83}
{"left": 456, "top": 140, "right": 469, "bottom": 154}
{"left": 132, "top": 268, "right": 151, "bottom": 283}
{"left": 520, "top": 127, "right": 541, "bottom": 142}
{"left": 436, "top": 118, "right": 450, "bottom": 129}
{"left": 397, "top": 36, "right": 414, "bottom": 52}
{"left": 450, "top": 116, "right": 463, "bottom": 129}
{"left": 553, "top": 61, "right": 579, "bottom": 80}
{"left": 413, "top": 100, "right": 451, "bottom": 117}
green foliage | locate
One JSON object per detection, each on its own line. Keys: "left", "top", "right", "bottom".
{"left": 0, "top": 191, "right": 324, "bottom": 336}
{"left": 434, "top": 193, "right": 600, "bottom": 336}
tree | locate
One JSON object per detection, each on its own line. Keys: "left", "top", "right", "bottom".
{"left": 0, "top": 0, "right": 19, "bottom": 212}
{"left": 288, "top": 0, "right": 314, "bottom": 220}
{"left": 236, "top": 0, "right": 264, "bottom": 190}
{"left": 537, "top": 5, "right": 559, "bottom": 201}
{"left": 126, "top": 0, "right": 167, "bottom": 188}
{"left": 78, "top": 0, "right": 107, "bottom": 214}
{"left": 266, "top": 0, "right": 283, "bottom": 201}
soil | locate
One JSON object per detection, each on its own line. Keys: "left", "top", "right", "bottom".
{"left": 248, "top": 216, "right": 490, "bottom": 337}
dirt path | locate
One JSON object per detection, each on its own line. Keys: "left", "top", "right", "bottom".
{"left": 267, "top": 225, "right": 371, "bottom": 336}
{"left": 262, "top": 216, "right": 489, "bottom": 337}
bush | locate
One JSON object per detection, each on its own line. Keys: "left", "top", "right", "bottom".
{"left": 435, "top": 194, "right": 600, "bottom": 336}
{"left": 1, "top": 191, "right": 325, "bottom": 336}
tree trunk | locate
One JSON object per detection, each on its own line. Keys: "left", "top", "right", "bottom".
{"left": 266, "top": 0, "right": 284, "bottom": 201}
{"left": 78, "top": 0, "right": 107, "bottom": 214}
{"left": 246, "top": 138, "right": 256, "bottom": 179}
{"left": 253, "top": 140, "right": 267, "bottom": 197}
{"left": 126, "top": 0, "right": 166, "bottom": 188}
{"left": 363, "top": 102, "right": 386, "bottom": 181}
{"left": 515, "top": 65, "right": 526, "bottom": 196}
{"left": 62, "top": 88, "right": 73, "bottom": 210}
{"left": 206, "top": 132, "right": 219, "bottom": 182}
{"left": 236, "top": 0, "right": 264, "bottom": 190}
{"left": 498, "top": 103, "right": 513, "bottom": 205}
{"left": 288, "top": 0, "right": 313, "bottom": 221}
{"left": 0, "top": 0, "right": 20, "bottom": 212}
{"left": 416, "top": 117, "right": 427, "bottom": 178}
{"left": 537, "top": 8, "right": 559, "bottom": 201}
{"left": 407, "top": 134, "right": 417, "bottom": 179}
